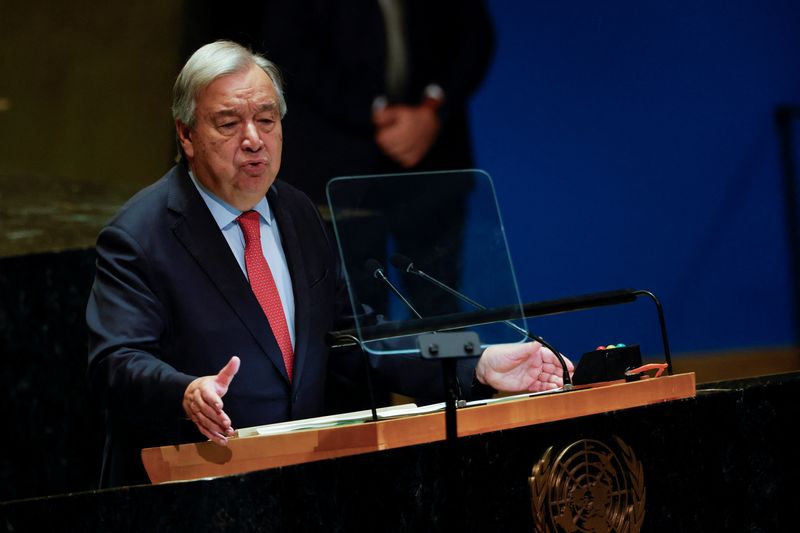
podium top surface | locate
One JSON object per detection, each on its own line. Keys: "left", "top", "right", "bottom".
{"left": 142, "top": 373, "right": 696, "bottom": 485}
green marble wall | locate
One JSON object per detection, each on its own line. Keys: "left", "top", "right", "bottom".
{"left": 0, "top": 1, "right": 183, "bottom": 257}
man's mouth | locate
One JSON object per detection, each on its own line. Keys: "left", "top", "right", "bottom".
{"left": 241, "top": 160, "right": 268, "bottom": 174}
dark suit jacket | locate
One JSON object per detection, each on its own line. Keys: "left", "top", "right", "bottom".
{"left": 86, "top": 163, "right": 476, "bottom": 487}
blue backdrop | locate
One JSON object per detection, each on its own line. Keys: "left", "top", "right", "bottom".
{"left": 468, "top": 1, "right": 800, "bottom": 359}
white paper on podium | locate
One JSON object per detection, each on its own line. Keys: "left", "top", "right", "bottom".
{"left": 234, "top": 402, "right": 443, "bottom": 438}
{"left": 233, "top": 387, "right": 563, "bottom": 439}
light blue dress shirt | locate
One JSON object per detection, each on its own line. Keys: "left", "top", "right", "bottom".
{"left": 189, "top": 172, "right": 296, "bottom": 349}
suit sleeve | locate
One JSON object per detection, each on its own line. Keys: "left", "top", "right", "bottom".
{"left": 86, "top": 224, "right": 195, "bottom": 430}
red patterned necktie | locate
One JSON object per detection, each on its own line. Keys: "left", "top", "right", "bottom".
{"left": 237, "top": 210, "right": 294, "bottom": 381}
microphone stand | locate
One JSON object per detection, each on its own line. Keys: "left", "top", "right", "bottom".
{"left": 365, "top": 260, "right": 477, "bottom": 445}
{"left": 392, "top": 255, "right": 573, "bottom": 388}
{"left": 337, "top": 333, "right": 379, "bottom": 422}
{"left": 369, "top": 257, "right": 472, "bottom": 531}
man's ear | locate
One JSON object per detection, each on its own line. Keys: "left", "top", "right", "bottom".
{"left": 176, "top": 120, "right": 195, "bottom": 159}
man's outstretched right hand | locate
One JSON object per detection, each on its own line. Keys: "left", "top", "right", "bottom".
{"left": 182, "top": 356, "right": 240, "bottom": 445}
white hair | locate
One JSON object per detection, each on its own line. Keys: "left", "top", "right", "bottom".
{"left": 172, "top": 40, "right": 287, "bottom": 127}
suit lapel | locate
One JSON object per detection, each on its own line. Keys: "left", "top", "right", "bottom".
{"left": 269, "top": 183, "right": 312, "bottom": 391}
{"left": 166, "top": 166, "right": 292, "bottom": 384}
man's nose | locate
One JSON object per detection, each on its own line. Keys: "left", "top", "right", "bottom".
{"left": 241, "top": 121, "right": 263, "bottom": 151}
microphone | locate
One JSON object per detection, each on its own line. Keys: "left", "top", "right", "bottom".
{"left": 391, "top": 254, "right": 487, "bottom": 313}
{"left": 389, "top": 253, "right": 573, "bottom": 388}
{"left": 364, "top": 259, "right": 423, "bottom": 320}
{"left": 391, "top": 253, "right": 532, "bottom": 338}
{"left": 366, "top": 261, "right": 466, "bottom": 439}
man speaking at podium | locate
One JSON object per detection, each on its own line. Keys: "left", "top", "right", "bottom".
{"left": 86, "top": 40, "right": 572, "bottom": 488}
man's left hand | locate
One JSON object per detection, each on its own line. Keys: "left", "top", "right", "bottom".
{"left": 476, "top": 341, "right": 574, "bottom": 392}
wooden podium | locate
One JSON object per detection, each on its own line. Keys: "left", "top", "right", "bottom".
{"left": 142, "top": 372, "right": 696, "bottom": 484}
{"left": 9, "top": 371, "right": 800, "bottom": 532}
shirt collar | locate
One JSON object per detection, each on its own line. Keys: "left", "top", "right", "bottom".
{"left": 188, "top": 170, "right": 273, "bottom": 229}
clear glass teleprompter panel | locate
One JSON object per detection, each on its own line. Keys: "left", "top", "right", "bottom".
{"left": 326, "top": 170, "right": 527, "bottom": 355}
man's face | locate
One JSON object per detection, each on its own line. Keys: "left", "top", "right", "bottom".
{"left": 177, "top": 64, "right": 283, "bottom": 210}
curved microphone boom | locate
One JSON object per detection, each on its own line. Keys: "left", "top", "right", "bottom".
{"left": 389, "top": 253, "right": 573, "bottom": 388}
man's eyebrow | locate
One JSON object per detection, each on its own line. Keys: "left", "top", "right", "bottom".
{"left": 210, "top": 109, "right": 240, "bottom": 120}
{"left": 255, "top": 102, "right": 278, "bottom": 113}
{"left": 210, "top": 102, "right": 278, "bottom": 120}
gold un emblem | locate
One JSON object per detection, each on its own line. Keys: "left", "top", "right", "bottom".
{"left": 529, "top": 436, "right": 645, "bottom": 532}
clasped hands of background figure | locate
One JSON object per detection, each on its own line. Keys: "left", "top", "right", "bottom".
{"left": 372, "top": 102, "right": 441, "bottom": 168}
{"left": 183, "top": 342, "right": 574, "bottom": 446}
